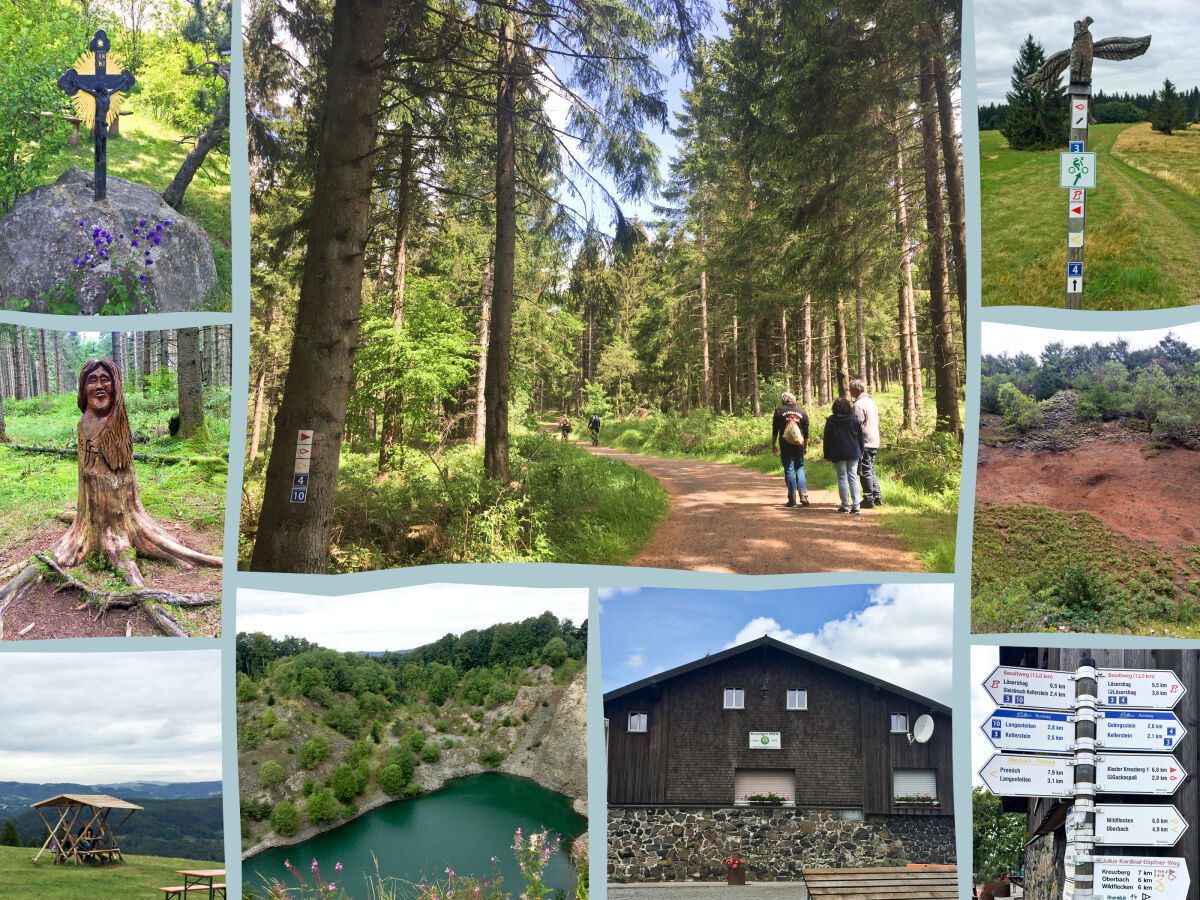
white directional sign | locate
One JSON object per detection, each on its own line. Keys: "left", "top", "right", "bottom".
{"left": 1061, "top": 152, "right": 1097, "bottom": 189}
{"left": 982, "top": 666, "right": 1187, "bottom": 711}
{"left": 1100, "top": 669, "right": 1187, "bottom": 709}
{"left": 296, "top": 429, "right": 313, "bottom": 446}
{"left": 1095, "top": 804, "right": 1188, "bottom": 847}
{"left": 983, "top": 666, "right": 1074, "bottom": 709}
{"left": 978, "top": 753, "right": 1073, "bottom": 798}
{"left": 1072, "top": 99, "right": 1088, "bottom": 128}
{"left": 1069, "top": 231, "right": 1084, "bottom": 247}
{"left": 1097, "top": 754, "right": 1188, "bottom": 795}
{"left": 981, "top": 708, "right": 1072, "bottom": 754}
{"left": 1069, "top": 190, "right": 1086, "bottom": 218}
{"left": 1098, "top": 710, "right": 1186, "bottom": 752}
{"left": 1094, "top": 856, "right": 1189, "bottom": 900}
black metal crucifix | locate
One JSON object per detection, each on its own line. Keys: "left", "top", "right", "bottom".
{"left": 57, "top": 30, "right": 135, "bottom": 202}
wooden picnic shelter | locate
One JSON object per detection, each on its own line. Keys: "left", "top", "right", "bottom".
{"left": 30, "top": 794, "right": 142, "bottom": 865}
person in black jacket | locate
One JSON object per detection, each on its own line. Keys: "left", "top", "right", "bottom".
{"left": 771, "top": 391, "right": 810, "bottom": 507}
{"left": 822, "top": 396, "right": 865, "bottom": 513}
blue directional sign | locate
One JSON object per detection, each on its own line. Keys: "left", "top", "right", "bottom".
{"left": 293, "top": 474, "right": 309, "bottom": 487}
{"left": 290, "top": 489, "right": 307, "bottom": 503}
{"left": 1098, "top": 710, "right": 1186, "bottom": 752}
{"left": 980, "top": 708, "right": 1073, "bottom": 754}
{"left": 1068, "top": 262, "right": 1083, "bottom": 277}
{"left": 1070, "top": 141, "right": 1085, "bottom": 152}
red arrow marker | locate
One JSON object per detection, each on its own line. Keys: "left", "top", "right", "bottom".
{"left": 1070, "top": 205, "right": 1083, "bottom": 216}
{"left": 300, "top": 432, "right": 312, "bottom": 441}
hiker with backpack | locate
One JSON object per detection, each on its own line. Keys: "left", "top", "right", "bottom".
{"left": 850, "top": 378, "right": 882, "bottom": 508}
{"left": 823, "top": 396, "right": 866, "bottom": 514}
{"left": 771, "top": 391, "right": 810, "bottom": 507}
{"left": 588, "top": 412, "right": 601, "bottom": 446}
{"left": 559, "top": 414, "right": 572, "bottom": 441}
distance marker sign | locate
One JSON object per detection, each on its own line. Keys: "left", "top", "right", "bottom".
{"left": 1094, "top": 856, "right": 1189, "bottom": 900}
{"left": 1098, "top": 710, "right": 1186, "bottom": 752}
{"left": 1096, "top": 754, "right": 1188, "bottom": 795}
{"left": 291, "top": 429, "right": 314, "bottom": 504}
{"left": 978, "top": 753, "right": 1072, "bottom": 798}
{"left": 1094, "top": 804, "right": 1188, "bottom": 847}
{"left": 980, "top": 708, "right": 1072, "bottom": 753}
{"left": 982, "top": 666, "right": 1187, "bottom": 710}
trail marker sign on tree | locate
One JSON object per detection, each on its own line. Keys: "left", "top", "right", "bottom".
{"left": 57, "top": 30, "right": 135, "bottom": 202}
{"left": 291, "top": 429, "right": 313, "bottom": 503}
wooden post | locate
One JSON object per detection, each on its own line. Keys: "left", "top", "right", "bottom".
{"left": 1066, "top": 85, "right": 1090, "bottom": 309}
{"left": 1071, "top": 653, "right": 1098, "bottom": 896}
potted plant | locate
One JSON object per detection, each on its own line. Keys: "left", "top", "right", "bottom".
{"left": 992, "top": 874, "right": 1011, "bottom": 897}
{"left": 724, "top": 857, "right": 746, "bottom": 886}
{"left": 978, "top": 883, "right": 994, "bottom": 900}
{"left": 892, "top": 792, "right": 941, "bottom": 808}
{"left": 742, "top": 792, "right": 786, "bottom": 806}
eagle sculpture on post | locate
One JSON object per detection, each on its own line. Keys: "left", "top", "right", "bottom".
{"left": 1025, "top": 17, "right": 1151, "bottom": 90}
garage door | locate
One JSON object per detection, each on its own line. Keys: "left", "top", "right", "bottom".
{"left": 734, "top": 768, "right": 796, "bottom": 805}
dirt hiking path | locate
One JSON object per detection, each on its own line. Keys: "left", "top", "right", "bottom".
{"left": 585, "top": 446, "right": 924, "bottom": 574}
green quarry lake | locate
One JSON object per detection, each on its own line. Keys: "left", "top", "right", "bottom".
{"left": 244, "top": 774, "right": 586, "bottom": 899}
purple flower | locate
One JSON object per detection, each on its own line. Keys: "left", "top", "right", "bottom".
{"left": 73, "top": 257, "right": 80, "bottom": 265}
{"left": 145, "top": 259, "right": 153, "bottom": 266}
{"left": 139, "top": 220, "right": 146, "bottom": 226}
{"left": 78, "top": 220, "right": 85, "bottom": 227}
{"left": 335, "top": 863, "right": 343, "bottom": 872}
{"left": 153, "top": 236, "right": 161, "bottom": 244}
{"left": 139, "top": 274, "right": 147, "bottom": 283}
{"left": 131, "top": 240, "right": 139, "bottom": 247}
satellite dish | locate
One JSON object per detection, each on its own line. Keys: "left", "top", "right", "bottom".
{"left": 909, "top": 714, "right": 935, "bottom": 745}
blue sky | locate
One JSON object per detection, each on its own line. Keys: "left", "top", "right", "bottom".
{"left": 599, "top": 584, "right": 954, "bottom": 704}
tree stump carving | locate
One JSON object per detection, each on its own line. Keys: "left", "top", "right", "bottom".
{"left": 0, "top": 359, "right": 221, "bottom": 636}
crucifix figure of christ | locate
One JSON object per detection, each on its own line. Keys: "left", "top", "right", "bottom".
{"left": 1025, "top": 18, "right": 1150, "bottom": 309}
{"left": 57, "top": 30, "right": 135, "bottom": 202}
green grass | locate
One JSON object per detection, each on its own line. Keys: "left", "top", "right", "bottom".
{"left": 596, "top": 389, "right": 961, "bottom": 572}
{"left": 0, "top": 845, "right": 223, "bottom": 899}
{"left": 980, "top": 123, "right": 1200, "bottom": 309}
{"left": 240, "top": 429, "right": 669, "bottom": 571}
{"left": 0, "top": 389, "right": 229, "bottom": 553}
{"left": 29, "top": 108, "right": 231, "bottom": 310}
{"left": 971, "top": 502, "right": 1200, "bottom": 635}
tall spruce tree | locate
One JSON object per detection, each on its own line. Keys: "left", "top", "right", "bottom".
{"left": 1000, "top": 35, "right": 1067, "bottom": 150}
{"left": 1151, "top": 79, "right": 1188, "bottom": 135}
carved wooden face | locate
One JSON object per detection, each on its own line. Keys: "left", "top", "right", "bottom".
{"left": 84, "top": 366, "right": 115, "bottom": 417}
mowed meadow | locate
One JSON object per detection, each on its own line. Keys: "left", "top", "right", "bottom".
{"left": 981, "top": 122, "right": 1200, "bottom": 308}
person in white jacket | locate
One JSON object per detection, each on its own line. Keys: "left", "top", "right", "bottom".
{"left": 850, "top": 378, "right": 881, "bottom": 509}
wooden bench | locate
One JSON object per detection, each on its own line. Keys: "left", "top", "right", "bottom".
{"left": 159, "top": 885, "right": 226, "bottom": 899}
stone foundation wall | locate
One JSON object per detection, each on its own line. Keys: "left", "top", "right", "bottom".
{"left": 1022, "top": 830, "right": 1065, "bottom": 900}
{"left": 608, "top": 806, "right": 955, "bottom": 882}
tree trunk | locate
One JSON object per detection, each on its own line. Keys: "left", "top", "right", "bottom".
{"left": 110, "top": 332, "right": 123, "bottom": 382}
{"left": 15, "top": 326, "right": 30, "bottom": 400}
{"left": 780, "top": 308, "right": 789, "bottom": 390}
{"left": 892, "top": 126, "right": 918, "bottom": 430}
{"left": 176, "top": 328, "right": 205, "bottom": 440}
{"left": 919, "top": 41, "right": 963, "bottom": 435}
{"left": 749, "top": 317, "right": 760, "bottom": 417}
{"left": 699, "top": 217, "right": 712, "bottom": 408}
{"left": 139, "top": 330, "right": 151, "bottom": 395}
{"left": 854, "top": 272, "right": 867, "bottom": 390}
{"left": 53, "top": 330, "right": 66, "bottom": 393}
{"left": 251, "top": 0, "right": 391, "bottom": 573}
{"left": 834, "top": 296, "right": 849, "bottom": 398}
{"left": 248, "top": 354, "right": 270, "bottom": 463}
{"left": 802, "top": 292, "right": 813, "bottom": 408}
{"left": 161, "top": 88, "right": 230, "bottom": 210}
{"left": 932, "top": 20, "right": 968, "bottom": 335}
{"left": 36, "top": 329, "right": 49, "bottom": 396}
{"left": 484, "top": 2, "right": 519, "bottom": 481}
{"left": 473, "top": 254, "right": 494, "bottom": 446}
{"left": 817, "top": 314, "right": 830, "bottom": 406}
{"left": 159, "top": 330, "right": 170, "bottom": 372}
{"left": 392, "top": 122, "right": 414, "bottom": 327}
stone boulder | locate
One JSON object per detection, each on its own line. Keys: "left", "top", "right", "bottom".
{"left": 0, "top": 166, "right": 219, "bottom": 313}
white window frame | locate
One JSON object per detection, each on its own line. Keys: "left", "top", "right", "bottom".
{"left": 627, "top": 712, "right": 647, "bottom": 733}
{"left": 892, "top": 768, "right": 938, "bottom": 804}
{"left": 786, "top": 689, "right": 808, "bottom": 710}
{"left": 724, "top": 688, "right": 744, "bottom": 709}
{"left": 890, "top": 713, "right": 909, "bottom": 733}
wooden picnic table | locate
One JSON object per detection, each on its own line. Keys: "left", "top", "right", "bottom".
{"left": 164, "top": 869, "right": 226, "bottom": 899}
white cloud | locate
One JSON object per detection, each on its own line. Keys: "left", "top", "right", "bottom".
{"left": 624, "top": 651, "right": 646, "bottom": 670}
{"left": 238, "top": 585, "right": 587, "bottom": 651}
{"left": 0, "top": 651, "right": 222, "bottom": 784}
{"left": 725, "top": 585, "right": 954, "bottom": 704}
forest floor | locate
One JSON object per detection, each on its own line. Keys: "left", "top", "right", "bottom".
{"left": 585, "top": 446, "right": 924, "bottom": 574}
{"left": 981, "top": 122, "right": 1200, "bottom": 308}
{"left": 971, "top": 398, "right": 1200, "bottom": 634}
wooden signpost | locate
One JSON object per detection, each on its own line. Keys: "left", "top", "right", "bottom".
{"left": 1025, "top": 18, "right": 1151, "bottom": 308}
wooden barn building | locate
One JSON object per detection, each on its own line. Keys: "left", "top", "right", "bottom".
{"left": 997, "top": 646, "right": 1199, "bottom": 900}
{"left": 605, "top": 635, "right": 955, "bottom": 882}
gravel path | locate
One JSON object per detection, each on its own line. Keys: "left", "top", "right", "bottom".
{"left": 586, "top": 446, "right": 924, "bottom": 575}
